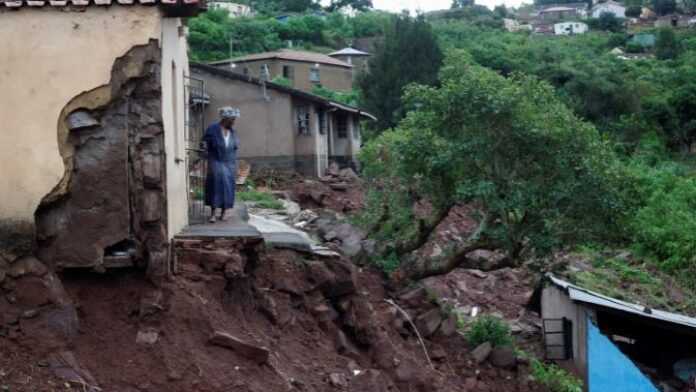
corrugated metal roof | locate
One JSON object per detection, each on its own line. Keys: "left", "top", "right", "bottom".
{"left": 329, "top": 47, "right": 370, "bottom": 57}
{"left": 210, "top": 50, "right": 352, "bottom": 69}
{"left": 0, "top": 0, "right": 199, "bottom": 7}
{"left": 547, "top": 274, "right": 696, "bottom": 329}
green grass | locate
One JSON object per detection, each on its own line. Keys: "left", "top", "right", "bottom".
{"left": 237, "top": 190, "right": 284, "bottom": 210}
{"left": 567, "top": 247, "right": 696, "bottom": 315}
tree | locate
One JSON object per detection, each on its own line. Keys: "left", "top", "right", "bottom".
{"left": 625, "top": 5, "right": 642, "bottom": 17}
{"left": 357, "top": 14, "right": 443, "bottom": 133}
{"left": 188, "top": 10, "right": 233, "bottom": 62}
{"left": 587, "top": 12, "right": 625, "bottom": 32}
{"left": 655, "top": 27, "right": 681, "bottom": 60}
{"left": 652, "top": 0, "right": 677, "bottom": 15}
{"left": 360, "top": 51, "right": 627, "bottom": 281}
{"left": 326, "top": 0, "right": 373, "bottom": 12}
{"left": 493, "top": 4, "right": 509, "bottom": 18}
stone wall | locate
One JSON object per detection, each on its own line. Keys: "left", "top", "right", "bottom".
{"left": 35, "top": 41, "right": 169, "bottom": 278}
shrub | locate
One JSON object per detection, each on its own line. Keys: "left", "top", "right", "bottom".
{"left": 464, "top": 315, "right": 512, "bottom": 347}
{"left": 237, "top": 190, "right": 284, "bottom": 210}
{"left": 531, "top": 359, "right": 583, "bottom": 392}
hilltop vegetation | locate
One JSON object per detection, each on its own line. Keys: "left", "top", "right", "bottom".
{"left": 188, "top": 5, "right": 696, "bottom": 288}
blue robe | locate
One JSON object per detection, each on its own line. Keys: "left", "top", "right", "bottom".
{"left": 202, "top": 123, "right": 239, "bottom": 209}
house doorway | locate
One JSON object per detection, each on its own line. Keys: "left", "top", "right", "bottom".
{"left": 185, "top": 76, "right": 209, "bottom": 224}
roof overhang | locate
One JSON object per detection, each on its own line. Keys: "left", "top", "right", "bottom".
{"left": 545, "top": 273, "right": 696, "bottom": 329}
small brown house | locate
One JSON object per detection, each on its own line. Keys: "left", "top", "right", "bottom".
{"left": 190, "top": 63, "right": 375, "bottom": 177}
{"left": 329, "top": 47, "right": 370, "bottom": 82}
{"left": 210, "top": 49, "right": 354, "bottom": 94}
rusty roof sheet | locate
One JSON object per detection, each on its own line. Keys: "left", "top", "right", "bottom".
{"left": 0, "top": 0, "right": 199, "bottom": 8}
{"left": 210, "top": 49, "right": 353, "bottom": 68}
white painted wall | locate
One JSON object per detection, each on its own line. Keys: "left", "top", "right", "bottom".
{"left": 0, "top": 7, "right": 161, "bottom": 224}
{"left": 592, "top": 2, "right": 626, "bottom": 18}
{"left": 554, "top": 22, "right": 589, "bottom": 35}
{"left": 161, "top": 18, "right": 190, "bottom": 239}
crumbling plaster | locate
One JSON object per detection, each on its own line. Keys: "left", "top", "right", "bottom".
{"left": 0, "top": 6, "right": 163, "bottom": 229}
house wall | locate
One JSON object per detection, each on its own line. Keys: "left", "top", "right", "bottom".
{"left": 330, "top": 113, "right": 363, "bottom": 168}
{"left": 161, "top": 18, "right": 190, "bottom": 239}
{"left": 592, "top": 3, "right": 625, "bottom": 18}
{"left": 587, "top": 320, "right": 659, "bottom": 392}
{"left": 331, "top": 55, "right": 369, "bottom": 82}
{"left": 192, "top": 70, "right": 297, "bottom": 170}
{"left": 293, "top": 99, "right": 323, "bottom": 176}
{"left": 554, "top": 22, "right": 589, "bottom": 35}
{"left": 232, "top": 59, "right": 353, "bottom": 93}
{"left": 0, "top": 6, "right": 162, "bottom": 258}
{"left": 541, "top": 285, "right": 595, "bottom": 384}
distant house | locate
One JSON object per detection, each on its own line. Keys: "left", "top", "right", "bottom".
{"left": 591, "top": 0, "right": 626, "bottom": 18}
{"left": 503, "top": 18, "right": 533, "bottom": 32}
{"left": 191, "top": 64, "right": 375, "bottom": 177}
{"left": 536, "top": 3, "right": 588, "bottom": 20}
{"left": 329, "top": 47, "right": 370, "bottom": 81}
{"left": 640, "top": 7, "right": 657, "bottom": 20}
{"left": 208, "top": 1, "right": 253, "bottom": 18}
{"left": 533, "top": 22, "right": 556, "bottom": 34}
{"left": 534, "top": 274, "right": 696, "bottom": 392}
{"left": 554, "top": 21, "right": 589, "bottom": 35}
{"left": 655, "top": 14, "right": 691, "bottom": 28}
{"left": 210, "top": 50, "right": 353, "bottom": 94}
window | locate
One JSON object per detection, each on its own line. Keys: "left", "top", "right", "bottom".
{"left": 282, "top": 65, "right": 294, "bottom": 80}
{"left": 297, "top": 106, "right": 311, "bottom": 135}
{"left": 243, "top": 67, "right": 249, "bottom": 76}
{"left": 309, "top": 67, "right": 320, "bottom": 83}
{"left": 260, "top": 64, "right": 270, "bottom": 81}
{"left": 318, "top": 110, "right": 327, "bottom": 135}
{"left": 336, "top": 114, "right": 348, "bottom": 139}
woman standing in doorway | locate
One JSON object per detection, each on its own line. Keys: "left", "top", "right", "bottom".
{"left": 202, "top": 107, "right": 240, "bottom": 223}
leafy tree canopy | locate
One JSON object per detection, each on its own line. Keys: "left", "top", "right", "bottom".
{"left": 360, "top": 51, "right": 627, "bottom": 281}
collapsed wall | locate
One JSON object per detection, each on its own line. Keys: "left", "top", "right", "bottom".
{"left": 35, "top": 41, "right": 169, "bottom": 278}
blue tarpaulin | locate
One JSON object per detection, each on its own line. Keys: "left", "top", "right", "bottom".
{"left": 588, "top": 319, "right": 658, "bottom": 392}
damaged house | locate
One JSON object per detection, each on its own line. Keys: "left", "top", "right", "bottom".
{"left": 0, "top": 0, "right": 203, "bottom": 277}
{"left": 536, "top": 274, "right": 696, "bottom": 392}
{"left": 190, "top": 63, "right": 375, "bottom": 177}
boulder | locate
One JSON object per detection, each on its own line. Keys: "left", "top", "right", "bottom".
{"left": 47, "top": 351, "right": 98, "bottom": 389}
{"left": 339, "top": 168, "right": 360, "bottom": 181}
{"left": 398, "top": 287, "right": 427, "bottom": 307}
{"left": 209, "top": 331, "right": 270, "bottom": 365}
{"left": 329, "top": 182, "right": 350, "bottom": 192}
{"left": 415, "top": 308, "right": 443, "bottom": 338}
{"left": 471, "top": 342, "right": 492, "bottom": 364}
{"left": 8, "top": 256, "right": 48, "bottom": 278}
{"left": 14, "top": 276, "right": 51, "bottom": 307}
{"left": 490, "top": 346, "right": 517, "bottom": 369}
{"left": 329, "top": 372, "right": 349, "bottom": 388}
{"left": 136, "top": 329, "right": 159, "bottom": 345}
{"left": 335, "top": 329, "right": 361, "bottom": 359}
{"left": 139, "top": 290, "right": 164, "bottom": 318}
{"left": 438, "top": 314, "right": 458, "bottom": 337}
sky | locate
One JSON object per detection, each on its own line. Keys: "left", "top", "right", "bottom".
{"left": 371, "top": 0, "right": 526, "bottom": 12}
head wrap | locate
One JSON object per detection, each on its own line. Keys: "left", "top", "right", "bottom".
{"left": 219, "top": 107, "right": 240, "bottom": 119}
